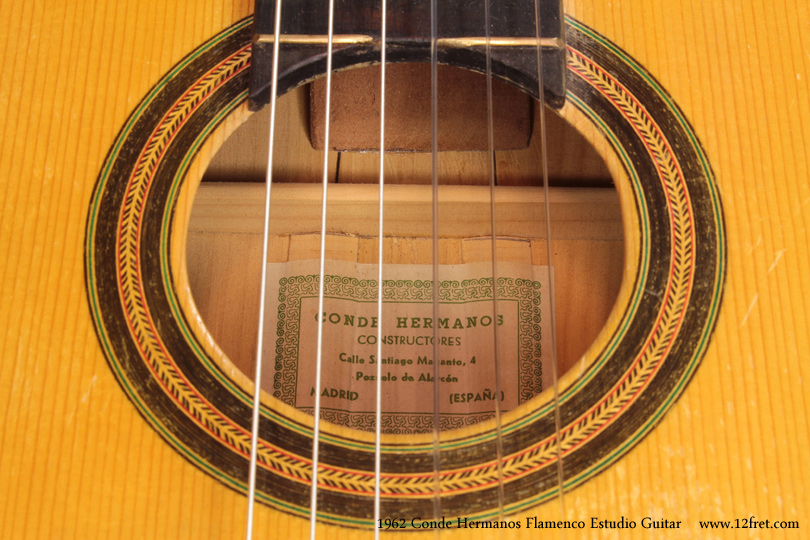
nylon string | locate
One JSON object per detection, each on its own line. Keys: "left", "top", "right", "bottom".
{"left": 246, "top": 3, "right": 565, "bottom": 538}
{"left": 310, "top": 0, "right": 338, "bottom": 536}
{"left": 482, "top": 0, "right": 508, "bottom": 526}
{"left": 374, "top": 0, "right": 387, "bottom": 537}
{"left": 245, "top": 0, "right": 284, "bottom": 538}
{"left": 532, "top": 0, "right": 567, "bottom": 532}
{"left": 429, "top": 0, "right": 443, "bottom": 529}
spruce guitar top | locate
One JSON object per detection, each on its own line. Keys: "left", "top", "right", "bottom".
{"left": 0, "top": 0, "right": 808, "bottom": 538}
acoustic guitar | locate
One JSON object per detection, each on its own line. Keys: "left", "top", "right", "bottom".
{"left": 0, "top": 0, "right": 807, "bottom": 538}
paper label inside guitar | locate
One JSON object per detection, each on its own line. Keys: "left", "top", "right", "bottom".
{"left": 262, "top": 260, "right": 552, "bottom": 433}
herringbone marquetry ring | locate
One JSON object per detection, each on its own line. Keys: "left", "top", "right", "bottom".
{"left": 86, "top": 17, "right": 725, "bottom": 527}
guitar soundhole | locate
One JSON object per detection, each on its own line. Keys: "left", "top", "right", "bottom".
{"left": 186, "top": 64, "right": 623, "bottom": 434}
{"left": 87, "top": 18, "right": 723, "bottom": 521}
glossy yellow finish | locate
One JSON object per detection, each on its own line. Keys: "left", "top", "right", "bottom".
{"left": 0, "top": 1, "right": 808, "bottom": 538}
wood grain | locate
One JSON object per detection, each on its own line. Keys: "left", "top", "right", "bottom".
{"left": 0, "top": 0, "right": 808, "bottom": 538}
{"left": 203, "top": 69, "right": 612, "bottom": 187}
{"left": 186, "top": 183, "right": 622, "bottom": 380}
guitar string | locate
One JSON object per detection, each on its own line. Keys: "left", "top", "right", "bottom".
{"left": 245, "top": 4, "right": 564, "bottom": 538}
{"left": 429, "top": 0, "right": 443, "bottom": 529}
{"left": 245, "top": 0, "right": 284, "bottom": 538}
{"left": 374, "top": 0, "right": 387, "bottom": 537}
{"left": 311, "top": 0, "right": 338, "bottom": 535}
{"left": 532, "top": 0, "right": 567, "bottom": 532}
{"left": 482, "top": 0, "right": 508, "bottom": 526}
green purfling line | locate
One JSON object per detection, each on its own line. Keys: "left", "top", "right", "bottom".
{"left": 105, "top": 353, "right": 248, "bottom": 491}
{"left": 561, "top": 22, "right": 725, "bottom": 485}
{"left": 91, "top": 72, "right": 306, "bottom": 506}
{"left": 288, "top": 81, "right": 653, "bottom": 452}
{"left": 332, "top": 83, "right": 648, "bottom": 451}
{"left": 156, "top": 23, "right": 660, "bottom": 458}
{"left": 159, "top": 92, "right": 376, "bottom": 449}
{"left": 89, "top": 17, "right": 251, "bottom": 252}
{"left": 158, "top": 93, "right": 323, "bottom": 437}
{"left": 559, "top": 305, "right": 712, "bottom": 489}
{"left": 563, "top": 383, "right": 690, "bottom": 491}
{"left": 86, "top": 18, "right": 251, "bottom": 389}
{"left": 84, "top": 20, "right": 254, "bottom": 491}
{"left": 202, "top": 68, "right": 652, "bottom": 455}
{"left": 153, "top": 96, "right": 509, "bottom": 451}
{"left": 85, "top": 15, "right": 727, "bottom": 519}
{"left": 504, "top": 353, "right": 701, "bottom": 508}
{"left": 90, "top": 303, "right": 247, "bottom": 492}
{"left": 162, "top": 93, "right": 249, "bottom": 396}
{"left": 443, "top": 91, "right": 660, "bottom": 481}
{"left": 569, "top": 20, "right": 727, "bottom": 437}
{"left": 556, "top": 94, "right": 650, "bottom": 395}
{"left": 501, "top": 23, "right": 728, "bottom": 495}
{"left": 152, "top": 16, "right": 714, "bottom": 463}
{"left": 388, "top": 76, "right": 656, "bottom": 451}
{"left": 434, "top": 87, "right": 654, "bottom": 439}
{"left": 545, "top": 94, "right": 719, "bottom": 490}
{"left": 431, "top": 93, "right": 657, "bottom": 471}
{"left": 567, "top": 16, "right": 725, "bottom": 265}
{"left": 570, "top": 20, "right": 725, "bottom": 383}
{"left": 147, "top": 92, "right": 403, "bottom": 517}
{"left": 142, "top": 36, "right": 661, "bottom": 466}
{"left": 567, "top": 18, "right": 718, "bottom": 185}
{"left": 567, "top": 16, "right": 726, "bottom": 355}
{"left": 159, "top": 84, "right": 550, "bottom": 451}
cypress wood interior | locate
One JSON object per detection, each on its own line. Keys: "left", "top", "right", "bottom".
{"left": 188, "top": 73, "right": 622, "bottom": 411}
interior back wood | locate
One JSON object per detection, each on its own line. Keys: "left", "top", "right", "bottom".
{"left": 186, "top": 183, "right": 624, "bottom": 383}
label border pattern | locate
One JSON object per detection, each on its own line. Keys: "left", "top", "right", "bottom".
{"left": 273, "top": 274, "right": 543, "bottom": 433}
